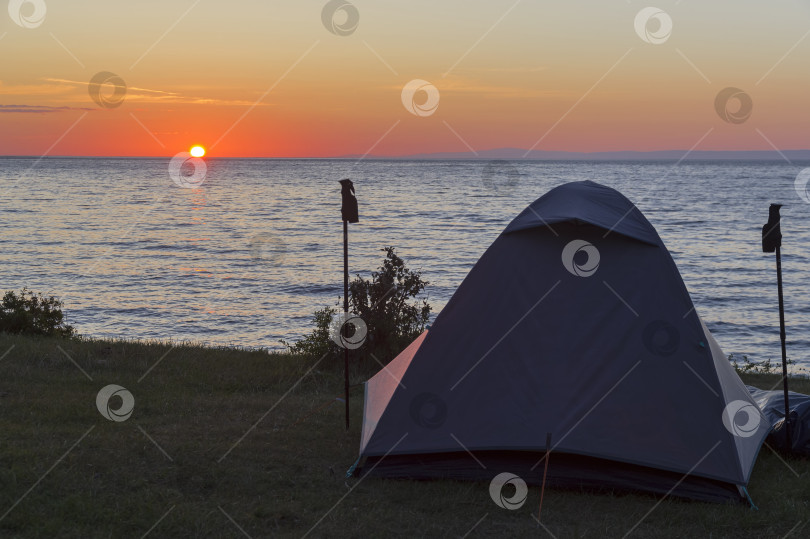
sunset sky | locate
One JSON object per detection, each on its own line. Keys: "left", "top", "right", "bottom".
{"left": 1, "top": 0, "right": 809, "bottom": 157}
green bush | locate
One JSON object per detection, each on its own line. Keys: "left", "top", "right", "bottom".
{"left": 281, "top": 306, "right": 338, "bottom": 361}
{"left": 0, "top": 288, "right": 75, "bottom": 338}
{"left": 283, "top": 247, "right": 431, "bottom": 370}
{"left": 729, "top": 353, "right": 794, "bottom": 375}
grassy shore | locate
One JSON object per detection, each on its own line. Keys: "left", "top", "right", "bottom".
{"left": 0, "top": 333, "right": 808, "bottom": 538}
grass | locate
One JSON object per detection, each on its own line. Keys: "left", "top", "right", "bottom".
{"left": 0, "top": 333, "right": 808, "bottom": 538}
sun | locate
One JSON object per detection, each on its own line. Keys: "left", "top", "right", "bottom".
{"left": 190, "top": 146, "right": 206, "bottom": 158}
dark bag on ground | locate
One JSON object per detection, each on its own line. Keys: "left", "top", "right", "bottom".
{"left": 747, "top": 385, "right": 810, "bottom": 457}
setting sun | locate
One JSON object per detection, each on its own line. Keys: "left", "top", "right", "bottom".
{"left": 190, "top": 146, "right": 206, "bottom": 158}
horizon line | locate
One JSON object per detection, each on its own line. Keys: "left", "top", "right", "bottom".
{"left": 3, "top": 147, "right": 810, "bottom": 160}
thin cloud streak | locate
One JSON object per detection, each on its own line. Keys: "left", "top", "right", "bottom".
{"left": 0, "top": 104, "right": 95, "bottom": 114}
{"left": 0, "top": 79, "right": 273, "bottom": 107}
{"left": 43, "top": 78, "right": 176, "bottom": 95}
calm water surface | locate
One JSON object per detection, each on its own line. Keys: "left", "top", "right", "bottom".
{"left": 1, "top": 158, "right": 808, "bottom": 372}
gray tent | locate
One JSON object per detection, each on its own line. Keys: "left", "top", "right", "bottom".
{"left": 352, "top": 180, "right": 768, "bottom": 503}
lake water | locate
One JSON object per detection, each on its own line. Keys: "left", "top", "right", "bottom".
{"left": 1, "top": 158, "right": 808, "bottom": 372}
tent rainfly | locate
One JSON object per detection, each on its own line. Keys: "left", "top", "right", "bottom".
{"left": 351, "top": 180, "right": 768, "bottom": 504}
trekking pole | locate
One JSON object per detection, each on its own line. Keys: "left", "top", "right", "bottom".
{"left": 761, "top": 203, "right": 791, "bottom": 449}
{"left": 340, "top": 179, "right": 359, "bottom": 430}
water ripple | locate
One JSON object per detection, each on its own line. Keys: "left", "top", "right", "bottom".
{"left": 1, "top": 158, "right": 808, "bottom": 371}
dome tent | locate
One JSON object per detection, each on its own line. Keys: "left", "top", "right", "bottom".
{"left": 352, "top": 181, "right": 768, "bottom": 503}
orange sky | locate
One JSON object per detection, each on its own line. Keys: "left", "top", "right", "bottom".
{"left": 1, "top": 0, "right": 809, "bottom": 157}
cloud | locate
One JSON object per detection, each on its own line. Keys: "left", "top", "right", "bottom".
{"left": 0, "top": 104, "right": 94, "bottom": 113}
{"left": 40, "top": 78, "right": 269, "bottom": 106}
{"left": 43, "top": 78, "right": 176, "bottom": 96}
{"left": 0, "top": 78, "right": 273, "bottom": 109}
{"left": 0, "top": 80, "right": 75, "bottom": 97}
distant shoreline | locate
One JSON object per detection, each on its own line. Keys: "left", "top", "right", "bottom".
{"left": 4, "top": 149, "right": 810, "bottom": 161}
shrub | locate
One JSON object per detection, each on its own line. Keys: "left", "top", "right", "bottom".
{"left": 281, "top": 306, "right": 337, "bottom": 361}
{"left": 0, "top": 288, "right": 75, "bottom": 338}
{"left": 730, "top": 353, "right": 794, "bottom": 375}
{"left": 283, "top": 247, "right": 431, "bottom": 370}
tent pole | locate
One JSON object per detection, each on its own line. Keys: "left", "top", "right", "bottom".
{"left": 776, "top": 246, "right": 790, "bottom": 449}
{"left": 344, "top": 219, "right": 350, "bottom": 430}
